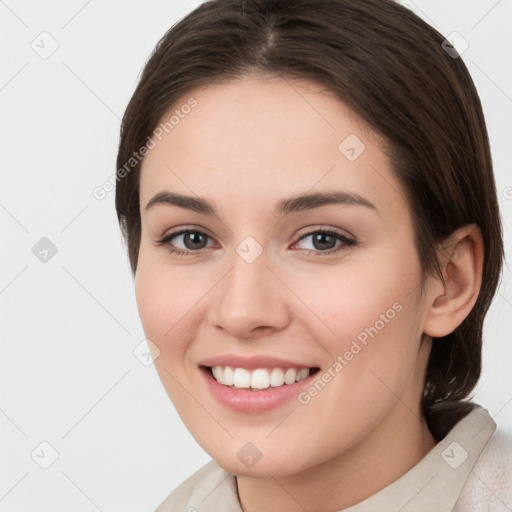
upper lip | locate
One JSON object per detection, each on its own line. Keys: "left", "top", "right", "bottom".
{"left": 200, "top": 354, "right": 317, "bottom": 370}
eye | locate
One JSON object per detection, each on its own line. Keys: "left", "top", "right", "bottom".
{"left": 155, "top": 228, "right": 214, "bottom": 256}
{"left": 155, "top": 226, "right": 356, "bottom": 257}
{"left": 291, "top": 228, "right": 356, "bottom": 255}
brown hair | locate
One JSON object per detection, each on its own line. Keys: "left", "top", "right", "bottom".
{"left": 115, "top": 0, "right": 504, "bottom": 439}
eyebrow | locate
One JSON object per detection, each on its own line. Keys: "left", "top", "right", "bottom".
{"left": 144, "top": 190, "right": 377, "bottom": 216}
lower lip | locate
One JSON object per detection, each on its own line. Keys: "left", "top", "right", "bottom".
{"left": 200, "top": 367, "right": 318, "bottom": 413}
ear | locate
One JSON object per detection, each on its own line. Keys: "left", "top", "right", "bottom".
{"left": 422, "top": 223, "right": 484, "bottom": 338}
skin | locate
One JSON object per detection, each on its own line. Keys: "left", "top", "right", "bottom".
{"left": 135, "top": 74, "right": 483, "bottom": 511}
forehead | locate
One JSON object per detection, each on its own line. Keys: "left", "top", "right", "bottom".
{"left": 139, "top": 75, "right": 407, "bottom": 219}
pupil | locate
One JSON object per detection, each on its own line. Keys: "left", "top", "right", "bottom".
{"left": 185, "top": 232, "right": 206, "bottom": 250}
{"left": 313, "top": 233, "right": 336, "bottom": 250}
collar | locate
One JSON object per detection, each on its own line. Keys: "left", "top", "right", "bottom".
{"left": 182, "top": 404, "right": 496, "bottom": 511}
{"left": 343, "top": 404, "right": 496, "bottom": 511}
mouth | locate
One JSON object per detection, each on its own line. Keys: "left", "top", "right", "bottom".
{"left": 201, "top": 365, "right": 321, "bottom": 391}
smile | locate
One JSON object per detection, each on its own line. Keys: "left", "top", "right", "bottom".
{"left": 200, "top": 364, "right": 321, "bottom": 412}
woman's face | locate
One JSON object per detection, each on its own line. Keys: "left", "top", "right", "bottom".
{"left": 136, "top": 75, "right": 434, "bottom": 477}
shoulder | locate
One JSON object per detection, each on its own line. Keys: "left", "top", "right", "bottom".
{"left": 154, "top": 459, "right": 240, "bottom": 512}
{"left": 455, "top": 428, "right": 512, "bottom": 512}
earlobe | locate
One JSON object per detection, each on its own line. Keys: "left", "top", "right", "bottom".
{"left": 423, "top": 223, "right": 484, "bottom": 338}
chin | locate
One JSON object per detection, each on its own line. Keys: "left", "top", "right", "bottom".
{"left": 209, "top": 448, "right": 313, "bottom": 478}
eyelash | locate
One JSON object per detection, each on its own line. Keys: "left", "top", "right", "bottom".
{"left": 155, "top": 226, "right": 356, "bottom": 257}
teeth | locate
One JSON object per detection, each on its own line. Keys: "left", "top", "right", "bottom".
{"left": 210, "top": 366, "right": 312, "bottom": 390}
{"left": 284, "top": 368, "right": 297, "bottom": 384}
{"left": 269, "top": 368, "right": 285, "bottom": 387}
{"left": 223, "top": 366, "right": 234, "bottom": 386}
{"left": 233, "top": 368, "right": 251, "bottom": 388}
{"left": 296, "top": 368, "right": 309, "bottom": 382}
{"left": 212, "top": 366, "right": 222, "bottom": 382}
{"left": 251, "top": 369, "right": 270, "bottom": 389}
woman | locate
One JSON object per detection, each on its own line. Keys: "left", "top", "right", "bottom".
{"left": 115, "top": 0, "right": 511, "bottom": 510}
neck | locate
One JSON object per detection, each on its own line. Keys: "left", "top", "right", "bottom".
{"left": 236, "top": 404, "right": 437, "bottom": 512}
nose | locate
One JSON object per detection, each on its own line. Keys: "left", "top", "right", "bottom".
{"left": 208, "top": 246, "right": 290, "bottom": 340}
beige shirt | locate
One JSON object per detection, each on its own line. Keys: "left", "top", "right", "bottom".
{"left": 155, "top": 405, "right": 512, "bottom": 511}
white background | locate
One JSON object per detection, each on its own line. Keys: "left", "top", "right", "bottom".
{"left": 1, "top": 1, "right": 511, "bottom": 510}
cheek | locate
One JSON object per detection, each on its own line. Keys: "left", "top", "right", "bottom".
{"left": 287, "top": 247, "right": 423, "bottom": 400}
{"left": 134, "top": 252, "right": 201, "bottom": 359}
{"left": 134, "top": 255, "right": 206, "bottom": 412}
{"left": 286, "top": 250, "right": 419, "bottom": 347}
